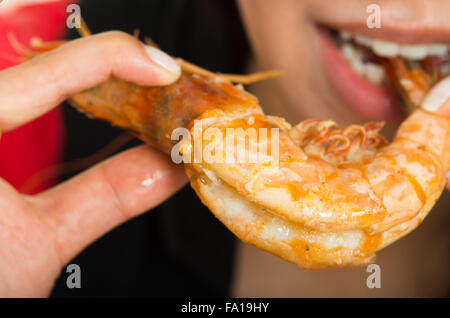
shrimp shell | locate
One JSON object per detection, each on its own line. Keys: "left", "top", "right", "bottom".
{"left": 23, "top": 34, "right": 450, "bottom": 269}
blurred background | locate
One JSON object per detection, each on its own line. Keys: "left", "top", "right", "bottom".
{"left": 0, "top": 0, "right": 449, "bottom": 297}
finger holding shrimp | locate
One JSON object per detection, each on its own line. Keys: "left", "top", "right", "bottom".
{"left": 420, "top": 75, "right": 450, "bottom": 190}
{"left": 0, "top": 31, "right": 181, "bottom": 132}
{"left": 28, "top": 145, "right": 187, "bottom": 268}
{"left": 0, "top": 31, "right": 186, "bottom": 297}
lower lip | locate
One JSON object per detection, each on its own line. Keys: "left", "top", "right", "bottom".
{"left": 318, "top": 29, "right": 403, "bottom": 121}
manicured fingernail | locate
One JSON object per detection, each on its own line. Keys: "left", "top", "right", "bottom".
{"left": 422, "top": 75, "right": 450, "bottom": 113}
{"left": 144, "top": 45, "right": 181, "bottom": 81}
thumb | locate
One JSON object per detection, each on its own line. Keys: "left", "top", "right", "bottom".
{"left": 0, "top": 31, "right": 181, "bottom": 132}
{"left": 28, "top": 145, "right": 187, "bottom": 265}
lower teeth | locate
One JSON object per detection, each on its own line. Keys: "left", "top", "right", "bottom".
{"left": 340, "top": 43, "right": 386, "bottom": 85}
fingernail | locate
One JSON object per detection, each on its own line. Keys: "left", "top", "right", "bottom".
{"left": 144, "top": 46, "right": 181, "bottom": 81}
{"left": 422, "top": 75, "right": 450, "bottom": 113}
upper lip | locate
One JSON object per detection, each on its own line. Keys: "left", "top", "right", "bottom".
{"left": 312, "top": 0, "right": 450, "bottom": 44}
{"left": 317, "top": 5, "right": 450, "bottom": 45}
{"left": 329, "top": 23, "right": 450, "bottom": 44}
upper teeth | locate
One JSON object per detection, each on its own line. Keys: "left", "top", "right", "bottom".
{"left": 340, "top": 43, "right": 386, "bottom": 85}
{"left": 340, "top": 31, "right": 449, "bottom": 60}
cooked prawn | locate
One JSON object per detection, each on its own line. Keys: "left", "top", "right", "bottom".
{"left": 19, "top": 29, "right": 450, "bottom": 269}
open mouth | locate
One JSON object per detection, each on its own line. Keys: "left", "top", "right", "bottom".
{"left": 319, "top": 26, "right": 450, "bottom": 120}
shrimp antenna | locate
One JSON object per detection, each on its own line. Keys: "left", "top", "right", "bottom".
{"left": 177, "top": 58, "right": 284, "bottom": 84}
{"left": 77, "top": 16, "right": 92, "bottom": 37}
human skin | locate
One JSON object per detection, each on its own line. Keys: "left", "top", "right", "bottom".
{"left": 0, "top": 31, "right": 187, "bottom": 297}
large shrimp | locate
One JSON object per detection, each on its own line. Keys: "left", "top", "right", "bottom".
{"left": 19, "top": 30, "right": 450, "bottom": 269}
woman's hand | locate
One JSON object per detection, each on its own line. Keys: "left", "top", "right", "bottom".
{"left": 0, "top": 31, "right": 187, "bottom": 297}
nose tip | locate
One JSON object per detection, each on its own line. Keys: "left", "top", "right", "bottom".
{"left": 421, "top": 75, "right": 450, "bottom": 114}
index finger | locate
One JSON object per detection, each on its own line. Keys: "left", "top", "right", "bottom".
{"left": 0, "top": 31, "right": 181, "bottom": 132}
